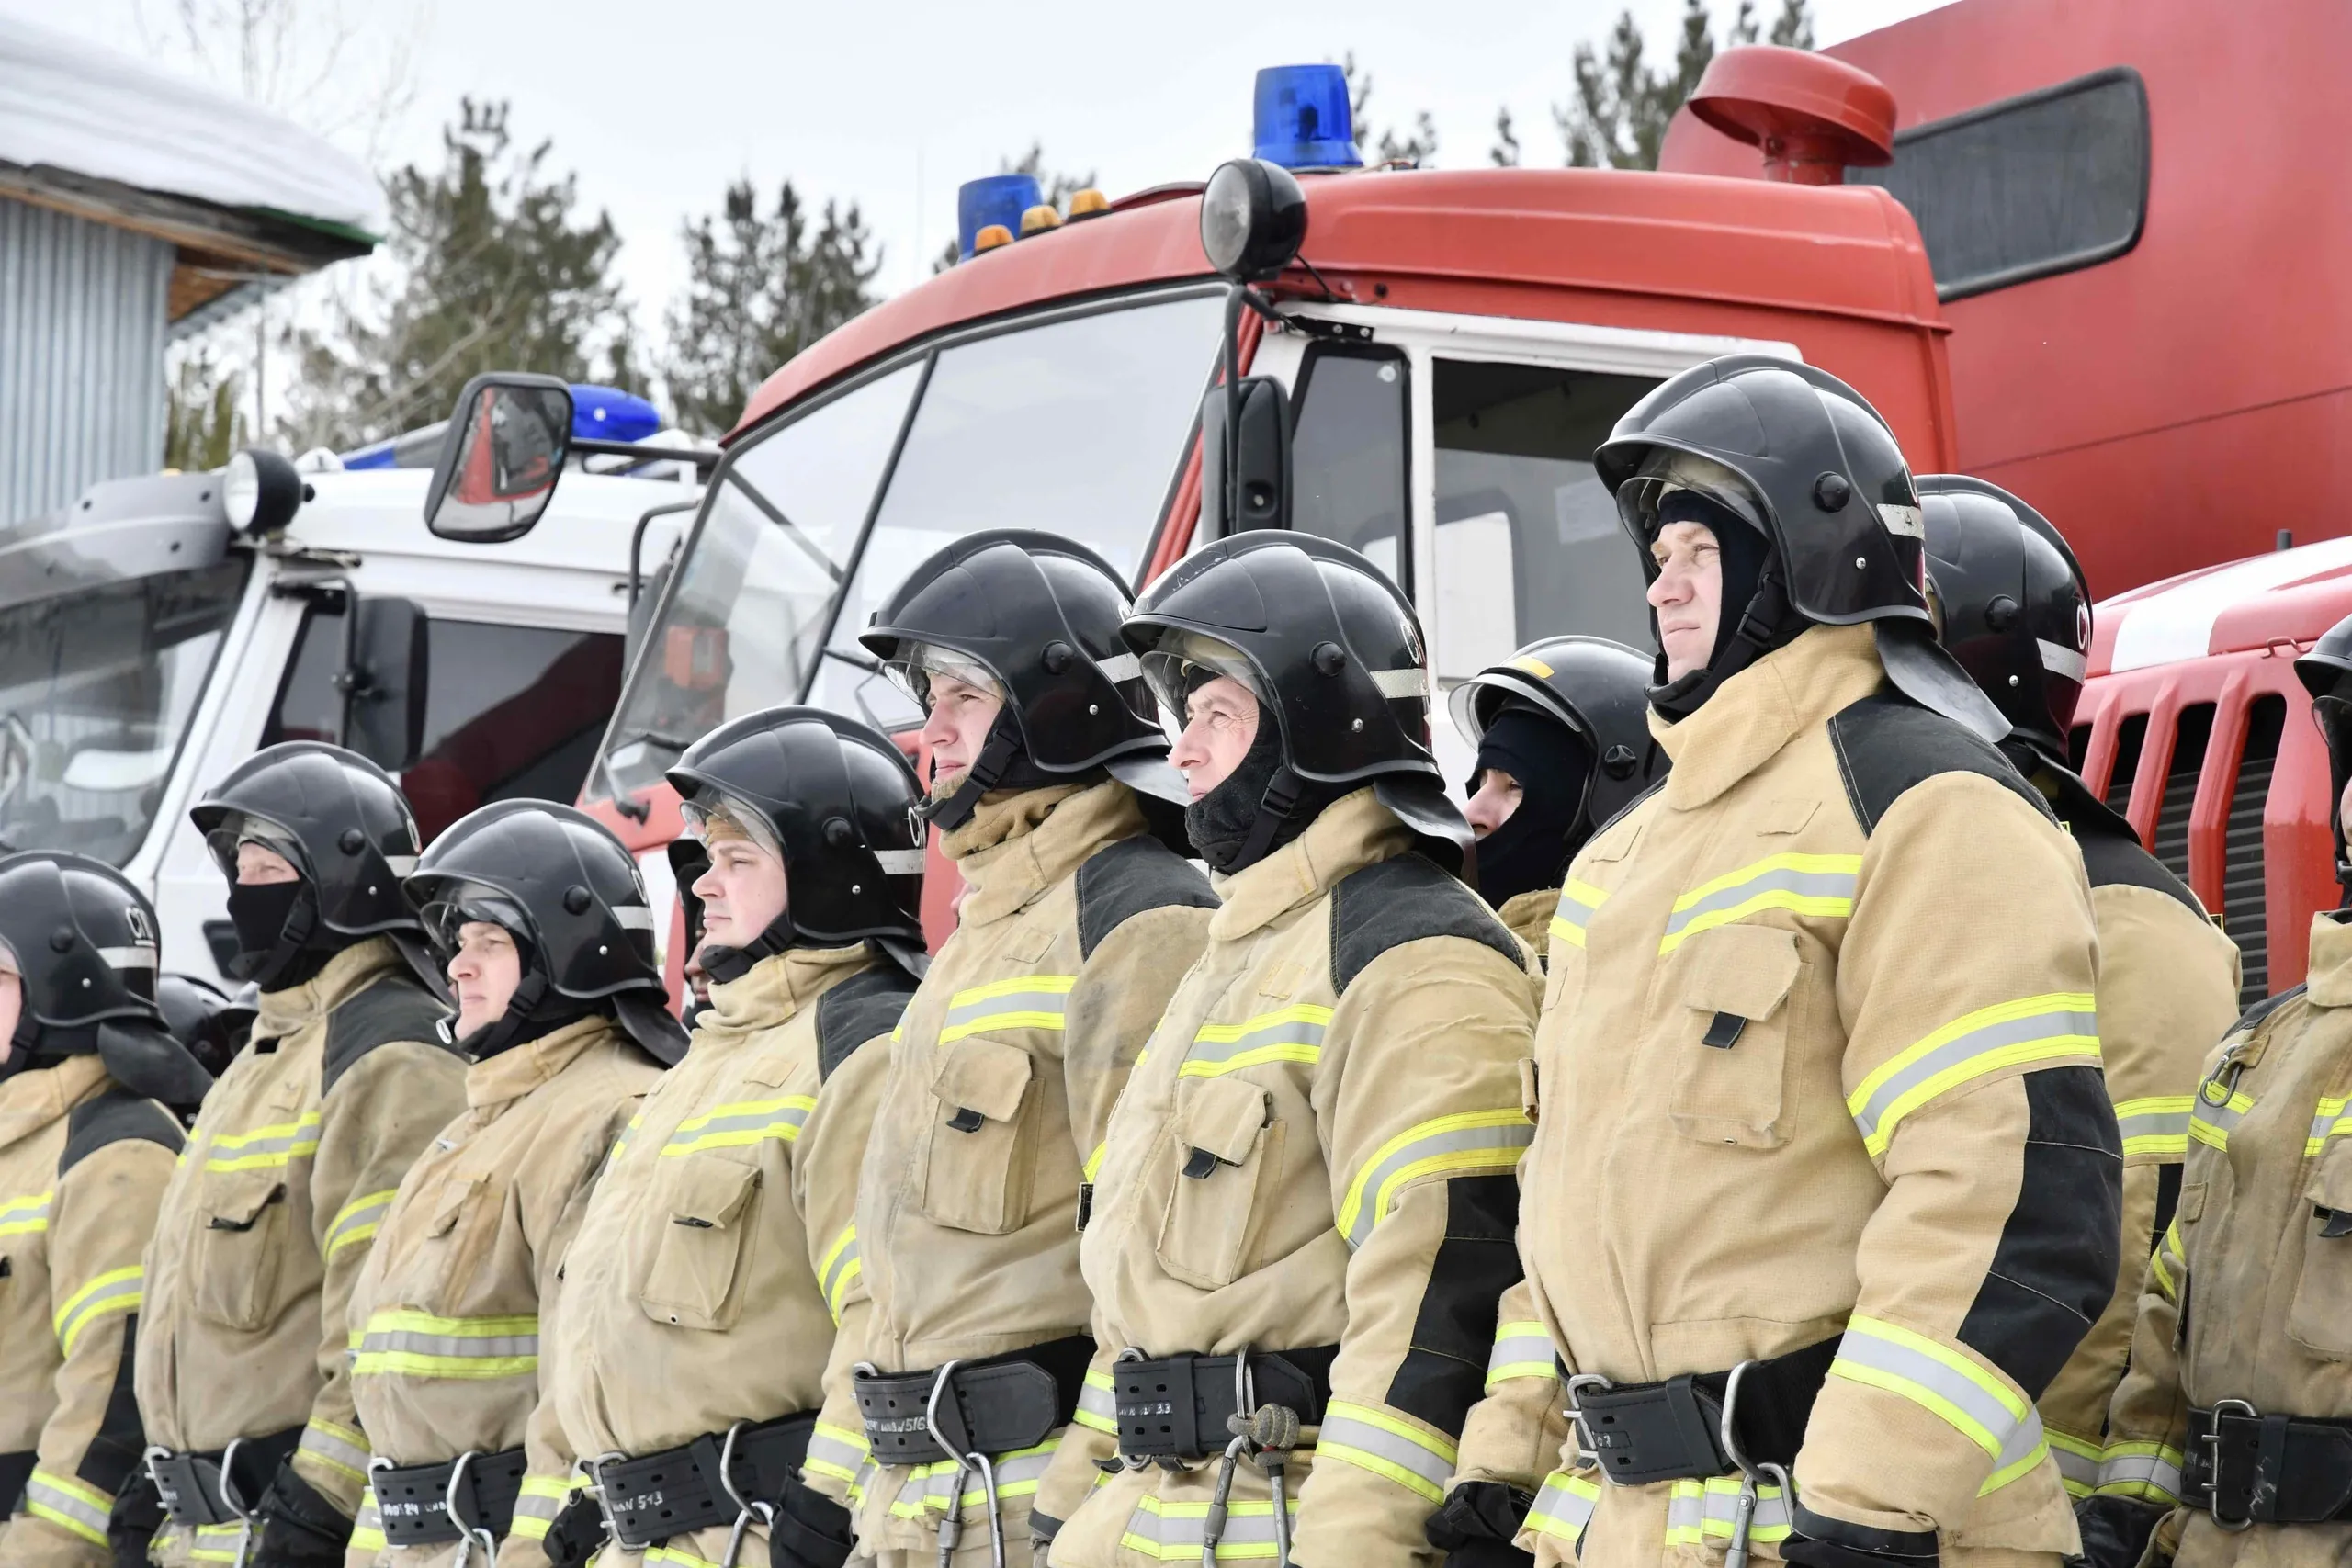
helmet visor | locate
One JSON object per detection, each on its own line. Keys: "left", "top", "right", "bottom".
{"left": 678, "top": 784, "right": 784, "bottom": 863}
{"left": 1615, "top": 451, "right": 1772, "bottom": 560}
{"left": 203, "top": 811, "right": 309, "bottom": 883}
{"left": 415, "top": 880, "right": 533, "bottom": 957}
{"left": 880, "top": 642, "right": 1007, "bottom": 715}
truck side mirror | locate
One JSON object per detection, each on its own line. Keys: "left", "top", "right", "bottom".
{"left": 341, "top": 596, "right": 431, "bottom": 771}
{"left": 424, "top": 373, "right": 574, "bottom": 542}
{"left": 1198, "top": 377, "right": 1292, "bottom": 539}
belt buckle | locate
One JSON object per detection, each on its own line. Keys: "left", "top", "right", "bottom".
{"left": 582, "top": 1451, "right": 634, "bottom": 1551}
{"left": 2205, "top": 1399, "right": 2259, "bottom": 1533}
{"left": 1563, "top": 1372, "right": 1614, "bottom": 1468}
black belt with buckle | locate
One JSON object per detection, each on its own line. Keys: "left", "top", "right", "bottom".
{"left": 854, "top": 1335, "right": 1094, "bottom": 1468}
{"left": 2186, "top": 1401, "right": 2352, "bottom": 1527}
{"left": 1565, "top": 1337, "right": 1838, "bottom": 1486}
{"left": 594, "top": 1413, "right": 815, "bottom": 1550}
{"left": 145, "top": 1427, "right": 304, "bottom": 1529}
{"left": 371, "top": 1449, "right": 527, "bottom": 1546}
{"left": 1112, "top": 1345, "right": 1339, "bottom": 1464}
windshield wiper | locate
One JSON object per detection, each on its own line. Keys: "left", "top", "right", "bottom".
{"left": 607, "top": 727, "right": 699, "bottom": 756}
{"left": 729, "top": 474, "right": 843, "bottom": 583}
{"left": 599, "top": 727, "right": 700, "bottom": 824}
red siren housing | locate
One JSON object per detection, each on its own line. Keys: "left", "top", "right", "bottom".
{"left": 1688, "top": 46, "right": 1898, "bottom": 185}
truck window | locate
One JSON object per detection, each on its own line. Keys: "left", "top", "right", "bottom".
{"left": 1849, "top": 67, "right": 2148, "bottom": 302}
{"left": 0, "top": 558, "right": 248, "bottom": 866}
{"left": 1430, "top": 360, "right": 1657, "bottom": 683}
{"left": 266, "top": 609, "right": 625, "bottom": 842}
{"left": 1289, "top": 344, "right": 1410, "bottom": 588}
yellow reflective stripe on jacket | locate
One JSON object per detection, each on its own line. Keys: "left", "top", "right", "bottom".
{"left": 939, "top": 975, "right": 1075, "bottom": 1042}
{"left": 1828, "top": 1315, "right": 2046, "bottom": 1490}
{"left": 325, "top": 1189, "right": 398, "bottom": 1259}
{"left": 2048, "top": 1430, "right": 2101, "bottom": 1498}
{"left": 1485, "top": 1320, "right": 1557, "bottom": 1391}
{"left": 1524, "top": 1471, "right": 1600, "bottom": 1549}
{"left": 1547, "top": 881, "right": 1607, "bottom": 950}
{"left": 1312, "top": 1400, "right": 1458, "bottom": 1505}
{"left": 1656, "top": 853, "right": 1860, "bottom": 955}
{"left": 884, "top": 1439, "right": 1061, "bottom": 1518}
{"left": 350, "top": 1488, "right": 386, "bottom": 1553}
{"left": 1664, "top": 1476, "right": 1792, "bottom": 1545}
{"left": 2091, "top": 1439, "right": 2184, "bottom": 1503}
{"left": 297, "top": 1419, "right": 371, "bottom": 1487}
{"left": 803, "top": 1422, "right": 870, "bottom": 1487}
{"left": 1848, "top": 994, "right": 2100, "bottom": 1158}
{"left": 661, "top": 1095, "right": 816, "bottom": 1156}
{"left": 1336, "top": 1110, "right": 1532, "bottom": 1248}
{"left": 1119, "top": 1493, "right": 1297, "bottom": 1561}
{"left": 190, "top": 1522, "right": 248, "bottom": 1562}
{"left": 352, "top": 1309, "right": 539, "bottom": 1378}
{"left": 2188, "top": 1077, "right": 2254, "bottom": 1151}
{"left": 54, "top": 1265, "right": 141, "bottom": 1353}
{"left": 612, "top": 1112, "right": 643, "bottom": 1162}
{"left": 817, "top": 1224, "right": 862, "bottom": 1324}
{"left": 0, "top": 1190, "right": 51, "bottom": 1236}
{"left": 1075, "top": 1368, "right": 1119, "bottom": 1434}
{"left": 2307, "top": 1093, "right": 2352, "bottom": 1156}
{"left": 509, "top": 1474, "right": 584, "bottom": 1540}
{"left": 2113, "top": 1097, "right": 2193, "bottom": 1159}
{"left": 2148, "top": 1221, "right": 2186, "bottom": 1303}
{"left": 25, "top": 1468, "right": 111, "bottom": 1545}
{"left": 1083, "top": 1142, "right": 1108, "bottom": 1182}
{"left": 202, "top": 1111, "right": 322, "bottom": 1171}
{"left": 1181, "top": 1005, "right": 1332, "bottom": 1077}
{"left": 646, "top": 1546, "right": 725, "bottom": 1568}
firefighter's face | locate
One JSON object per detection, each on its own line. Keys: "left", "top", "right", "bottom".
{"left": 447, "top": 921, "right": 522, "bottom": 1037}
{"left": 1465, "top": 768, "right": 1524, "bottom": 839}
{"left": 1170, "top": 676, "right": 1260, "bottom": 800}
{"left": 921, "top": 671, "right": 1005, "bottom": 784}
{"left": 691, "top": 833, "right": 787, "bottom": 953}
{"left": 235, "top": 842, "right": 300, "bottom": 886}
{"left": 1648, "top": 521, "right": 1724, "bottom": 682}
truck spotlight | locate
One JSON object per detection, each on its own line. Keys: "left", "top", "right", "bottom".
{"left": 223, "top": 447, "right": 306, "bottom": 537}
{"left": 1200, "top": 159, "right": 1308, "bottom": 283}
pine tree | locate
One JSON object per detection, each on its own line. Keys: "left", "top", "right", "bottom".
{"left": 1491, "top": 107, "right": 1522, "bottom": 168}
{"left": 164, "top": 354, "right": 247, "bottom": 471}
{"left": 1553, "top": 0, "right": 1815, "bottom": 171}
{"left": 1335, "top": 53, "right": 1439, "bottom": 167}
{"left": 665, "top": 180, "right": 882, "bottom": 436}
{"left": 281, "top": 98, "right": 629, "bottom": 450}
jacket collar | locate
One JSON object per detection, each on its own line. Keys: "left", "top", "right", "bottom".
{"left": 950, "top": 782, "right": 1148, "bottom": 928}
{"left": 1209, "top": 786, "right": 1409, "bottom": 942}
{"left": 0, "top": 1053, "right": 109, "bottom": 1156}
{"left": 695, "top": 943, "right": 872, "bottom": 1052}
{"left": 254, "top": 937, "right": 402, "bottom": 1043}
{"left": 2306, "top": 912, "right": 2352, "bottom": 1009}
{"left": 466, "top": 1013, "right": 614, "bottom": 1111}
{"left": 1651, "top": 624, "right": 1885, "bottom": 812}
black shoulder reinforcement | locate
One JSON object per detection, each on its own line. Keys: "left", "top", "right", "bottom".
{"left": 1827, "top": 691, "right": 2057, "bottom": 837}
{"left": 816, "top": 964, "right": 920, "bottom": 1083}
{"left": 1075, "top": 835, "right": 1217, "bottom": 963}
{"left": 2070, "top": 815, "right": 2205, "bottom": 914}
{"left": 59, "top": 1087, "right": 183, "bottom": 1179}
{"left": 1588, "top": 776, "right": 1667, "bottom": 844}
{"left": 322, "top": 973, "right": 458, "bottom": 1096}
{"left": 2232, "top": 983, "right": 2306, "bottom": 1041}
{"left": 1330, "top": 852, "right": 1523, "bottom": 996}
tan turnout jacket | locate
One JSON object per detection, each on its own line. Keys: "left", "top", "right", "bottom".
{"left": 0, "top": 1057, "right": 179, "bottom": 1568}
{"left": 1043, "top": 787, "right": 1538, "bottom": 1568}
{"left": 344, "top": 1015, "right": 661, "bottom": 1568}
{"left": 140, "top": 941, "right": 467, "bottom": 1567}
{"left": 2098, "top": 909, "right": 2352, "bottom": 1565}
{"left": 831, "top": 781, "right": 1214, "bottom": 1563}
{"left": 1513, "top": 625, "right": 2116, "bottom": 1568}
{"left": 551, "top": 944, "right": 908, "bottom": 1568}
{"left": 1494, "top": 889, "right": 1555, "bottom": 963}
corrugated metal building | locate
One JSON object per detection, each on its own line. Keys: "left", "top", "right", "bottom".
{"left": 0, "top": 16, "right": 384, "bottom": 524}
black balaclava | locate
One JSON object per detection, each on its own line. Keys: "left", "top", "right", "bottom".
{"left": 1646, "top": 489, "right": 1804, "bottom": 722}
{"left": 450, "top": 931, "right": 598, "bottom": 1063}
{"left": 1469, "top": 702, "right": 1594, "bottom": 908}
{"left": 226, "top": 878, "right": 340, "bottom": 992}
{"left": 1186, "top": 705, "right": 1345, "bottom": 876}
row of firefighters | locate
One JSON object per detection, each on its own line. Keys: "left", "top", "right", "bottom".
{"left": 0, "top": 355, "right": 2340, "bottom": 1568}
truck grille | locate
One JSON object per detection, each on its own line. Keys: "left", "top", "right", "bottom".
{"left": 2150, "top": 705, "right": 2214, "bottom": 888}
{"left": 2223, "top": 697, "right": 2284, "bottom": 1007}
{"left": 2106, "top": 714, "right": 2148, "bottom": 812}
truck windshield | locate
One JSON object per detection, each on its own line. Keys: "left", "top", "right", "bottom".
{"left": 599, "top": 288, "right": 1226, "bottom": 796}
{"left": 0, "top": 558, "right": 250, "bottom": 864}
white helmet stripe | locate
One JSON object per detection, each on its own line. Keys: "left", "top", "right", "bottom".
{"left": 611, "top": 904, "right": 656, "bottom": 931}
{"left": 1878, "top": 503, "right": 1925, "bottom": 539}
{"left": 873, "top": 848, "right": 927, "bottom": 876}
{"left": 98, "top": 945, "right": 159, "bottom": 970}
{"left": 1095, "top": 652, "right": 1142, "bottom": 684}
{"left": 1371, "top": 667, "right": 1430, "bottom": 700}
{"left": 2038, "top": 639, "right": 2088, "bottom": 682}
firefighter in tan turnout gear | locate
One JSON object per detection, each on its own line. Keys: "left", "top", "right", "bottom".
{"left": 548, "top": 707, "right": 929, "bottom": 1568}
{"left": 1496, "top": 356, "right": 2122, "bottom": 1568}
{"left": 832, "top": 531, "right": 1216, "bottom": 1567}
{"left": 1451, "top": 637, "right": 1664, "bottom": 958}
{"left": 1035, "top": 531, "right": 1538, "bottom": 1568}
{"left": 1922, "top": 477, "right": 2243, "bottom": 1501}
{"left": 133, "top": 745, "right": 469, "bottom": 1568}
{"left": 339, "top": 802, "right": 683, "bottom": 1568}
{"left": 0, "top": 856, "right": 209, "bottom": 1568}
{"left": 2074, "top": 613, "right": 2352, "bottom": 1566}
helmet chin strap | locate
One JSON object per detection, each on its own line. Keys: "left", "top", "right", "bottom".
{"left": 1228, "top": 765, "right": 1305, "bottom": 875}
{"left": 919, "top": 727, "right": 1022, "bottom": 832}
{"left": 698, "top": 909, "right": 806, "bottom": 987}
{"left": 1647, "top": 560, "right": 1793, "bottom": 721}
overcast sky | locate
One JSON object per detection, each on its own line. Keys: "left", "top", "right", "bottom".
{"left": 13, "top": 0, "right": 1951, "bottom": 356}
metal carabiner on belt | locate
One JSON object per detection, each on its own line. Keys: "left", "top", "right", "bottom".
{"left": 216, "top": 1438, "right": 259, "bottom": 1568}
{"left": 716, "top": 1419, "right": 778, "bottom": 1568}
{"left": 1717, "top": 1361, "right": 1797, "bottom": 1568}
{"left": 1201, "top": 1350, "right": 1258, "bottom": 1568}
{"left": 446, "top": 1450, "right": 500, "bottom": 1568}
{"left": 923, "top": 1359, "right": 1005, "bottom": 1568}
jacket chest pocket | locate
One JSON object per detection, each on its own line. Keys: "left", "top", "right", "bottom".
{"left": 639, "top": 1156, "right": 762, "bottom": 1332}
{"left": 1662, "top": 924, "right": 1803, "bottom": 1150}
{"left": 394, "top": 1172, "right": 508, "bottom": 1318}
{"left": 917, "top": 1035, "right": 1037, "bottom": 1235}
{"left": 193, "top": 1168, "right": 293, "bottom": 1331}
{"left": 1156, "top": 1077, "right": 1282, "bottom": 1290}
{"left": 2289, "top": 1140, "right": 2352, "bottom": 1359}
